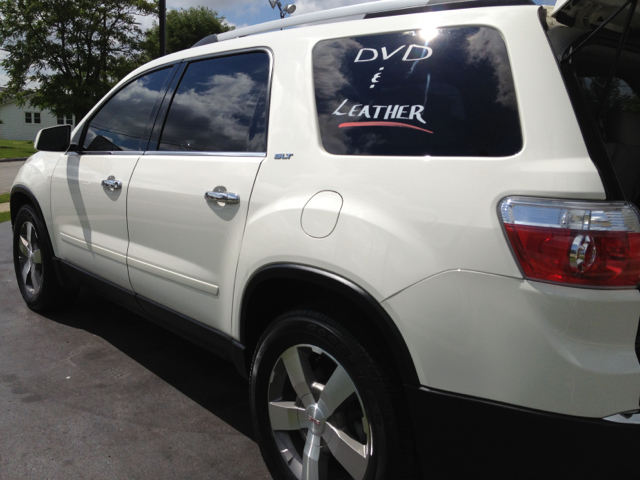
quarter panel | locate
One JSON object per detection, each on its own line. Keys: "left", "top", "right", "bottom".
{"left": 232, "top": 7, "right": 606, "bottom": 339}
{"left": 382, "top": 270, "right": 640, "bottom": 418}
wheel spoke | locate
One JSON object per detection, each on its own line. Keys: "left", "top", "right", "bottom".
{"left": 26, "top": 222, "right": 33, "bottom": 247}
{"left": 269, "top": 401, "right": 303, "bottom": 431}
{"left": 318, "top": 364, "right": 356, "bottom": 417}
{"left": 301, "top": 433, "right": 322, "bottom": 480}
{"left": 32, "top": 248, "right": 42, "bottom": 265}
{"left": 282, "top": 346, "right": 316, "bottom": 407}
{"left": 324, "top": 423, "right": 368, "bottom": 480}
{"left": 19, "top": 235, "right": 30, "bottom": 257}
{"left": 31, "top": 264, "right": 41, "bottom": 294}
{"left": 21, "top": 259, "right": 31, "bottom": 284}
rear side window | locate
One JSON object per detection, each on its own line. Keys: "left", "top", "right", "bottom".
{"left": 159, "top": 52, "right": 270, "bottom": 153}
{"left": 83, "top": 67, "right": 172, "bottom": 152}
{"left": 313, "top": 27, "right": 522, "bottom": 157}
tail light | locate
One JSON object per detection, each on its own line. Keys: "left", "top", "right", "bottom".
{"left": 499, "top": 197, "right": 640, "bottom": 288}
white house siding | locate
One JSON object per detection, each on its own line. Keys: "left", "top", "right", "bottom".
{"left": 0, "top": 101, "right": 70, "bottom": 141}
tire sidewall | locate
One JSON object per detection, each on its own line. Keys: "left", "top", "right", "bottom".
{"left": 251, "top": 313, "right": 391, "bottom": 480}
{"left": 13, "top": 204, "right": 51, "bottom": 310}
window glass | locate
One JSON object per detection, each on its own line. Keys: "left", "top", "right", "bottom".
{"left": 57, "top": 115, "right": 64, "bottom": 125}
{"left": 25, "top": 112, "right": 32, "bottom": 124}
{"left": 34, "top": 113, "right": 41, "bottom": 124}
{"left": 66, "top": 115, "right": 73, "bottom": 126}
{"left": 313, "top": 27, "right": 522, "bottom": 157}
{"left": 159, "top": 52, "right": 269, "bottom": 152}
{"left": 83, "top": 67, "right": 172, "bottom": 152}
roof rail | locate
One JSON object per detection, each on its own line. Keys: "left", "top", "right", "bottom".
{"left": 192, "top": 0, "right": 462, "bottom": 48}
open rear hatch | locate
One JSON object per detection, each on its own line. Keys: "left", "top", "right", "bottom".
{"left": 553, "top": 0, "right": 640, "bottom": 32}
{"left": 548, "top": 0, "right": 640, "bottom": 207}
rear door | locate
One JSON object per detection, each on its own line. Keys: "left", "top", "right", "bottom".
{"left": 126, "top": 51, "right": 271, "bottom": 333}
{"left": 51, "top": 67, "right": 174, "bottom": 290}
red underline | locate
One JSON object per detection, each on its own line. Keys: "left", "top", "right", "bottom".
{"left": 339, "top": 121, "right": 433, "bottom": 134}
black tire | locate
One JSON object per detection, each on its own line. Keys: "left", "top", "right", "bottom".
{"left": 13, "top": 204, "right": 78, "bottom": 311}
{"left": 250, "top": 309, "right": 415, "bottom": 480}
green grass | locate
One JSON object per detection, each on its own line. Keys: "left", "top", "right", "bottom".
{"left": 0, "top": 194, "right": 9, "bottom": 223}
{"left": 0, "top": 139, "right": 36, "bottom": 158}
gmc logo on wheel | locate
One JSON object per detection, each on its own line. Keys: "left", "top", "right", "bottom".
{"left": 308, "top": 415, "right": 321, "bottom": 426}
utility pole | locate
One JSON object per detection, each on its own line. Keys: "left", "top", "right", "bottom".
{"left": 159, "top": 0, "right": 166, "bottom": 57}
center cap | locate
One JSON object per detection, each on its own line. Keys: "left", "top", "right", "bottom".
{"left": 305, "top": 404, "right": 326, "bottom": 435}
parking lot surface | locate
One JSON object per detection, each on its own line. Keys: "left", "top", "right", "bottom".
{"left": 0, "top": 160, "right": 25, "bottom": 194}
{"left": 0, "top": 221, "right": 271, "bottom": 479}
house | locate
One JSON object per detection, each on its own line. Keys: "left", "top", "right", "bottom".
{"left": 0, "top": 86, "right": 74, "bottom": 141}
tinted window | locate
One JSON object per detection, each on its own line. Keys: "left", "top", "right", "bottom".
{"left": 83, "top": 68, "right": 172, "bottom": 152}
{"left": 159, "top": 52, "right": 269, "bottom": 152}
{"left": 313, "top": 27, "right": 522, "bottom": 157}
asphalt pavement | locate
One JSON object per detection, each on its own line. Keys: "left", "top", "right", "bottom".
{"left": 0, "top": 160, "right": 25, "bottom": 194}
{"left": 0, "top": 220, "right": 271, "bottom": 479}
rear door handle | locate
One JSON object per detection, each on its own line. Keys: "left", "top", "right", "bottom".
{"left": 101, "top": 176, "right": 122, "bottom": 191}
{"left": 204, "top": 186, "right": 240, "bottom": 206}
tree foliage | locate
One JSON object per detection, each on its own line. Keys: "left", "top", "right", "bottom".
{"left": 0, "top": 0, "right": 156, "bottom": 121}
{"left": 141, "top": 6, "right": 233, "bottom": 62}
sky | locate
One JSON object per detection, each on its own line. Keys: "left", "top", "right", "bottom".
{"left": 0, "top": 0, "right": 556, "bottom": 86}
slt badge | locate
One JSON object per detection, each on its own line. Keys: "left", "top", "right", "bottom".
{"left": 274, "top": 153, "right": 294, "bottom": 160}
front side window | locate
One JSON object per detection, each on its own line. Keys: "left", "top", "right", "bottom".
{"left": 159, "top": 52, "right": 270, "bottom": 153}
{"left": 83, "top": 67, "right": 172, "bottom": 152}
{"left": 313, "top": 27, "right": 522, "bottom": 157}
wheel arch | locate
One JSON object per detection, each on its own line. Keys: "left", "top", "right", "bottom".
{"left": 239, "top": 263, "right": 420, "bottom": 386}
{"left": 11, "top": 184, "right": 59, "bottom": 271}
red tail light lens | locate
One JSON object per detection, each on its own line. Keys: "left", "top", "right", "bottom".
{"left": 499, "top": 197, "right": 640, "bottom": 288}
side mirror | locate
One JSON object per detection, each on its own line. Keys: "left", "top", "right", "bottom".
{"left": 34, "top": 125, "right": 71, "bottom": 152}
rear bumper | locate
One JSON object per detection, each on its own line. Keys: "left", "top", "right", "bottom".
{"left": 406, "top": 385, "right": 640, "bottom": 478}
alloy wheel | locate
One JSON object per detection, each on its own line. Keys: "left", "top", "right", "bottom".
{"left": 17, "top": 220, "right": 43, "bottom": 296}
{"left": 268, "top": 344, "right": 371, "bottom": 480}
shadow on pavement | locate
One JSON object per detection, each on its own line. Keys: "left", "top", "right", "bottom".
{"left": 43, "top": 287, "right": 256, "bottom": 440}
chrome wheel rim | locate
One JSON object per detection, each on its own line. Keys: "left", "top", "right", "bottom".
{"left": 268, "top": 344, "right": 371, "bottom": 480}
{"left": 17, "top": 221, "right": 43, "bottom": 296}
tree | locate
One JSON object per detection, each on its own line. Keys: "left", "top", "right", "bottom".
{"left": 0, "top": 0, "right": 156, "bottom": 122}
{"left": 140, "top": 6, "right": 233, "bottom": 62}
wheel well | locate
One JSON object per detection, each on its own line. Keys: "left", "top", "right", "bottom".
{"left": 9, "top": 190, "right": 32, "bottom": 226}
{"left": 240, "top": 265, "right": 420, "bottom": 386}
{"left": 10, "top": 186, "right": 58, "bottom": 267}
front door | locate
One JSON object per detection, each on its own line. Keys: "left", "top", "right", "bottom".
{"left": 51, "top": 67, "right": 175, "bottom": 290}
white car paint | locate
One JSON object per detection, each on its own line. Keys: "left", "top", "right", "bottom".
{"left": 12, "top": 3, "right": 640, "bottom": 422}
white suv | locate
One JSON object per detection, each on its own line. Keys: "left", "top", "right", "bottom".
{"left": 9, "top": 0, "right": 640, "bottom": 477}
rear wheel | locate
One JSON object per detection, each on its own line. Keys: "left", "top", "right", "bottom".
{"left": 13, "top": 204, "right": 78, "bottom": 311}
{"left": 250, "top": 309, "right": 414, "bottom": 480}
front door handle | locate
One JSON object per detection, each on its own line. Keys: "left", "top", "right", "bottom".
{"left": 101, "top": 176, "right": 122, "bottom": 191}
{"left": 204, "top": 186, "right": 240, "bottom": 206}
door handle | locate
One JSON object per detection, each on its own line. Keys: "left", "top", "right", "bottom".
{"left": 101, "top": 176, "right": 122, "bottom": 191}
{"left": 204, "top": 186, "right": 240, "bottom": 206}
